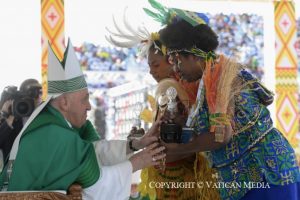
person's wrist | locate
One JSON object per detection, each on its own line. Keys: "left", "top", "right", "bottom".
{"left": 129, "top": 155, "right": 140, "bottom": 172}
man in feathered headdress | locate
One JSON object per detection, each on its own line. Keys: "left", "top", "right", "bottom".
{"left": 0, "top": 39, "right": 165, "bottom": 199}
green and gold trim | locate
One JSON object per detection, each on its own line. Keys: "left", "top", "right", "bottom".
{"left": 168, "top": 46, "right": 216, "bottom": 61}
{"left": 144, "top": 0, "right": 208, "bottom": 27}
{"left": 209, "top": 113, "right": 231, "bottom": 127}
{"left": 170, "top": 8, "right": 207, "bottom": 27}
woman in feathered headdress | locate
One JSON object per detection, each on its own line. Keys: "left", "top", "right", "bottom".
{"left": 143, "top": 0, "right": 300, "bottom": 200}
{"left": 106, "top": 8, "right": 220, "bottom": 200}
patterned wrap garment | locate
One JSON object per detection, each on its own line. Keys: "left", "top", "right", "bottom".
{"left": 138, "top": 78, "right": 220, "bottom": 200}
{"left": 192, "top": 69, "right": 300, "bottom": 200}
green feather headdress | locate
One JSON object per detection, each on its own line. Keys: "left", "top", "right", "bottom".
{"left": 144, "top": 0, "right": 215, "bottom": 60}
{"left": 143, "top": 0, "right": 209, "bottom": 27}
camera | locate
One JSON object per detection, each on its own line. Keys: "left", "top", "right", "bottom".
{"left": 1, "top": 86, "right": 35, "bottom": 118}
{"left": 160, "top": 123, "right": 182, "bottom": 143}
{"left": 160, "top": 125, "right": 195, "bottom": 143}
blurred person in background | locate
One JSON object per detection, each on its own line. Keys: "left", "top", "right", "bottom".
{"left": 93, "top": 97, "right": 106, "bottom": 139}
{"left": 0, "top": 79, "right": 42, "bottom": 163}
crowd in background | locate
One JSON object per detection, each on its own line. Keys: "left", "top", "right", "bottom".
{"left": 78, "top": 14, "right": 300, "bottom": 139}
{"left": 75, "top": 45, "right": 148, "bottom": 73}
{"left": 75, "top": 14, "right": 300, "bottom": 88}
{"left": 75, "top": 13, "right": 265, "bottom": 90}
{"left": 211, "top": 13, "right": 264, "bottom": 80}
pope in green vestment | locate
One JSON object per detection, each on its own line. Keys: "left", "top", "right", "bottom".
{"left": 0, "top": 39, "right": 161, "bottom": 199}
{"left": 0, "top": 104, "right": 100, "bottom": 191}
{"left": 0, "top": 39, "right": 102, "bottom": 191}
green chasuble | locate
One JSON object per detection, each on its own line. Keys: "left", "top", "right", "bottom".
{"left": 2, "top": 105, "right": 100, "bottom": 191}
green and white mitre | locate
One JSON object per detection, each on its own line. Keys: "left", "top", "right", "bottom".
{"left": 9, "top": 38, "right": 87, "bottom": 161}
{"left": 47, "top": 38, "right": 87, "bottom": 95}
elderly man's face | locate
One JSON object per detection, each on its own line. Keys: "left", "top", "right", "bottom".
{"left": 65, "top": 89, "right": 91, "bottom": 128}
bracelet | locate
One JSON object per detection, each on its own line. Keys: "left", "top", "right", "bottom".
{"left": 0, "top": 111, "right": 9, "bottom": 119}
{"left": 129, "top": 139, "right": 139, "bottom": 152}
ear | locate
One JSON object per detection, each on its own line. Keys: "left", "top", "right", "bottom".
{"left": 58, "top": 95, "right": 70, "bottom": 112}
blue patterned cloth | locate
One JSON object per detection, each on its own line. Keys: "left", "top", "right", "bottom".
{"left": 193, "top": 69, "right": 300, "bottom": 200}
{"left": 241, "top": 181, "right": 300, "bottom": 200}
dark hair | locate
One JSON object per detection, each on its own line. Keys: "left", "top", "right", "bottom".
{"left": 19, "top": 79, "right": 41, "bottom": 92}
{"left": 149, "top": 40, "right": 163, "bottom": 55}
{"left": 149, "top": 40, "right": 163, "bottom": 54}
{"left": 159, "top": 20, "right": 219, "bottom": 53}
{"left": 0, "top": 86, "right": 17, "bottom": 109}
{"left": 148, "top": 40, "right": 169, "bottom": 62}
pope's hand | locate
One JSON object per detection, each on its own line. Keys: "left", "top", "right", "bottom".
{"left": 129, "top": 142, "right": 166, "bottom": 172}
{"left": 131, "top": 118, "right": 162, "bottom": 150}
